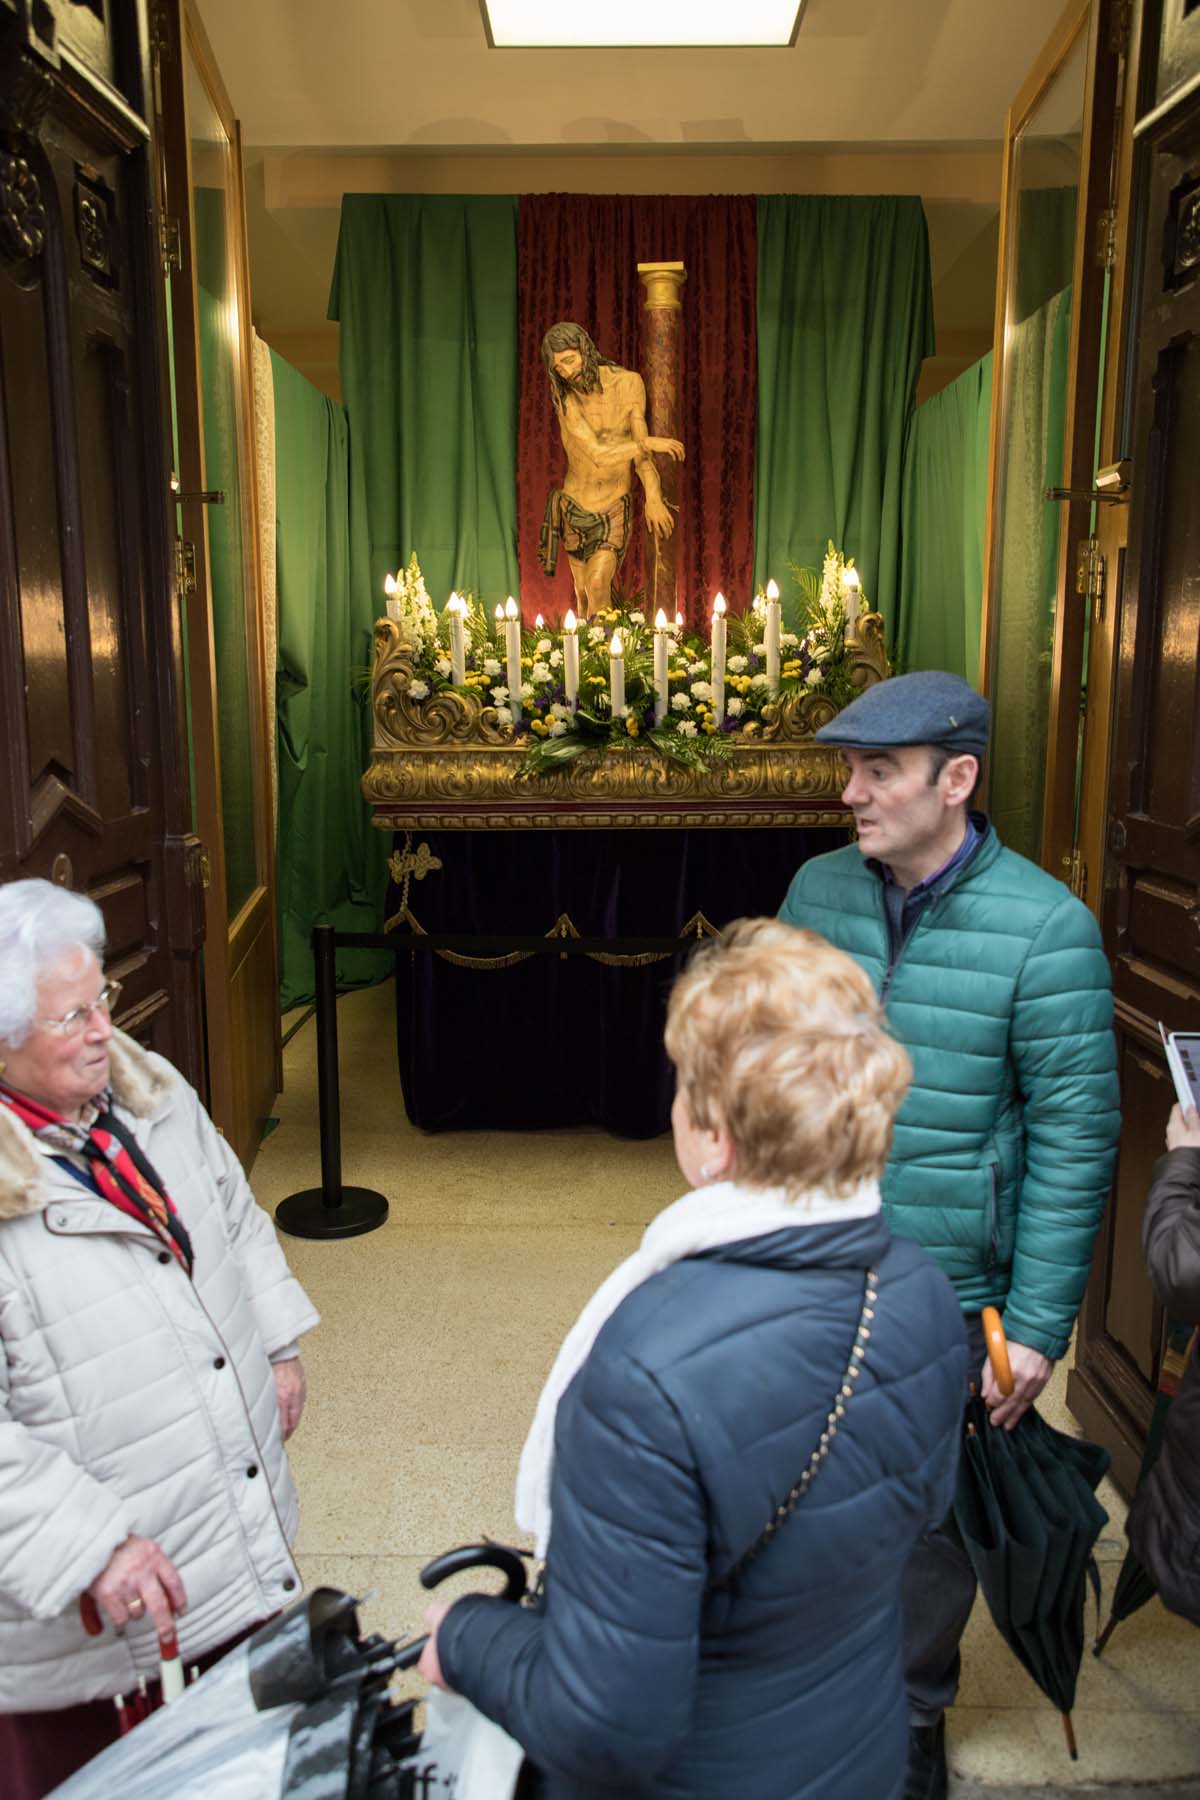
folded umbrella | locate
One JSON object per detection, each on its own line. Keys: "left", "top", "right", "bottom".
{"left": 953, "top": 1309, "right": 1110, "bottom": 1759}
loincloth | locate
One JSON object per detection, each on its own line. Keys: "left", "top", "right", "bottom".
{"left": 539, "top": 490, "right": 632, "bottom": 576}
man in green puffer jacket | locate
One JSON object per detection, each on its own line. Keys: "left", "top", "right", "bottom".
{"left": 778, "top": 670, "right": 1120, "bottom": 1800}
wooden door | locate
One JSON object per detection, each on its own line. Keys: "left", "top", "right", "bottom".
{"left": 1067, "top": 7, "right": 1200, "bottom": 1493}
{"left": 979, "top": 0, "right": 1124, "bottom": 879}
{"left": 153, "top": 0, "right": 279, "bottom": 1167}
{"left": 0, "top": 0, "right": 204, "bottom": 1077}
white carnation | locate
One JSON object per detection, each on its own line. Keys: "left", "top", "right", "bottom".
{"left": 806, "top": 669, "right": 823, "bottom": 687}
{"left": 728, "top": 655, "right": 748, "bottom": 673}
{"left": 483, "top": 657, "right": 502, "bottom": 677}
{"left": 408, "top": 680, "right": 430, "bottom": 700}
{"left": 588, "top": 625, "right": 606, "bottom": 644}
{"left": 629, "top": 611, "right": 645, "bottom": 625}
{"left": 752, "top": 642, "right": 766, "bottom": 656}
{"left": 493, "top": 705, "right": 513, "bottom": 724}
{"left": 781, "top": 631, "right": 799, "bottom": 648}
{"left": 688, "top": 661, "right": 707, "bottom": 678}
{"left": 549, "top": 702, "right": 572, "bottom": 721}
{"left": 536, "top": 638, "right": 552, "bottom": 656}
{"left": 549, "top": 649, "right": 563, "bottom": 668}
{"left": 520, "top": 682, "right": 535, "bottom": 701}
{"left": 435, "top": 656, "right": 452, "bottom": 677}
{"left": 548, "top": 718, "right": 569, "bottom": 737}
{"left": 531, "top": 661, "right": 552, "bottom": 683}
{"left": 678, "top": 720, "right": 698, "bottom": 738}
{"left": 750, "top": 672, "right": 772, "bottom": 688}
{"left": 670, "top": 692, "right": 693, "bottom": 712}
{"left": 726, "top": 696, "right": 744, "bottom": 716}
{"left": 490, "top": 684, "right": 509, "bottom": 703}
{"left": 690, "top": 680, "right": 713, "bottom": 701}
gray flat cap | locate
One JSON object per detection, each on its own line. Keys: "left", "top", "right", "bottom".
{"left": 815, "top": 670, "right": 990, "bottom": 756}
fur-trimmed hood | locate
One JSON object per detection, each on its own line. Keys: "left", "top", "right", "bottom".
{"left": 0, "top": 1031, "right": 177, "bottom": 1223}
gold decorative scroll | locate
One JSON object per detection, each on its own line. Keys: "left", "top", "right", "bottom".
{"left": 364, "top": 614, "right": 890, "bottom": 830}
{"left": 384, "top": 906, "right": 721, "bottom": 970}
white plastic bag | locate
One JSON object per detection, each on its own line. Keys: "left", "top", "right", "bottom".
{"left": 401, "top": 1688, "right": 525, "bottom": 1799}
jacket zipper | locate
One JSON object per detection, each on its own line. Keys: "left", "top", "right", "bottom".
{"left": 879, "top": 893, "right": 939, "bottom": 1004}
{"left": 985, "top": 1164, "right": 999, "bottom": 1275}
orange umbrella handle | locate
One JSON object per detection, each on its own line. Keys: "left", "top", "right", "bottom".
{"left": 982, "top": 1306, "right": 1014, "bottom": 1396}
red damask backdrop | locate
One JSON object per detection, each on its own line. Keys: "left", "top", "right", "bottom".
{"left": 516, "top": 195, "right": 757, "bottom": 626}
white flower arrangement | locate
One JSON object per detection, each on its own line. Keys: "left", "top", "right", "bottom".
{"left": 726, "top": 696, "right": 744, "bottom": 716}
{"left": 750, "top": 672, "right": 772, "bottom": 689}
{"left": 547, "top": 718, "right": 569, "bottom": 736}
{"left": 408, "top": 679, "right": 430, "bottom": 700}
{"left": 671, "top": 692, "right": 693, "bottom": 712}
{"left": 549, "top": 649, "right": 563, "bottom": 668}
{"left": 628, "top": 610, "right": 645, "bottom": 625}
{"left": 688, "top": 660, "right": 707, "bottom": 678}
{"left": 690, "top": 680, "right": 714, "bottom": 701}
{"left": 494, "top": 705, "right": 513, "bottom": 725}
{"left": 483, "top": 657, "right": 502, "bottom": 678}
{"left": 535, "top": 638, "right": 552, "bottom": 656}
{"left": 781, "top": 631, "right": 799, "bottom": 649}
{"left": 752, "top": 641, "right": 766, "bottom": 656}
{"left": 678, "top": 720, "right": 698, "bottom": 738}
{"left": 531, "top": 661, "right": 552, "bottom": 683}
{"left": 727, "top": 655, "right": 748, "bottom": 674}
{"left": 806, "top": 669, "right": 824, "bottom": 687}
{"left": 549, "top": 702, "right": 572, "bottom": 721}
{"left": 520, "top": 681, "right": 535, "bottom": 701}
{"left": 435, "top": 656, "right": 451, "bottom": 677}
{"left": 491, "top": 684, "right": 509, "bottom": 703}
{"left": 588, "top": 625, "right": 606, "bottom": 645}
{"left": 385, "top": 552, "right": 438, "bottom": 655}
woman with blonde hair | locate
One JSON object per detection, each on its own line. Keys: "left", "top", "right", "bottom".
{"left": 420, "top": 918, "right": 967, "bottom": 1799}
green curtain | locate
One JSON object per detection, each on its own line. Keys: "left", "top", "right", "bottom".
{"left": 272, "top": 351, "right": 390, "bottom": 1008}
{"left": 328, "top": 195, "right": 520, "bottom": 613}
{"left": 897, "top": 353, "right": 993, "bottom": 681}
{"left": 988, "top": 286, "right": 1073, "bottom": 861}
{"left": 754, "top": 196, "right": 935, "bottom": 630}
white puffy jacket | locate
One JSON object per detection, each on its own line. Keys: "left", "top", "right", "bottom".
{"left": 0, "top": 1032, "right": 319, "bottom": 1711}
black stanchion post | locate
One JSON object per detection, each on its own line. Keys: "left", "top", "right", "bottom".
{"left": 276, "top": 926, "right": 389, "bottom": 1240}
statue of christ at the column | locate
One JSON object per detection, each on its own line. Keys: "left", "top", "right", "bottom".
{"left": 537, "top": 322, "right": 685, "bottom": 618}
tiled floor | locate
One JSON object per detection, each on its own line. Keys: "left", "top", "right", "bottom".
{"left": 252, "top": 982, "right": 1200, "bottom": 1794}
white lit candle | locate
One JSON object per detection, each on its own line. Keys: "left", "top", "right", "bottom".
{"left": 610, "top": 629, "right": 625, "bottom": 718}
{"left": 384, "top": 572, "right": 401, "bottom": 622}
{"left": 447, "top": 592, "right": 466, "bottom": 687}
{"left": 764, "top": 576, "right": 782, "bottom": 691}
{"left": 653, "top": 609, "right": 670, "bottom": 726}
{"left": 504, "top": 596, "right": 522, "bottom": 723}
{"left": 675, "top": 610, "right": 683, "bottom": 633}
{"left": 534, "top": 613, "right": 544, "bottom": 630}
{"left": 563, "top": 608, "right": 580, "bottom": 709}
{"left": 843, "top": 565, "right": 862, "bottom": 632}
{"left": 710, "top": 592, "right": 727, "bottom": 726}
{"left": 494, "top": 603, "right": 504, "bottom": 643}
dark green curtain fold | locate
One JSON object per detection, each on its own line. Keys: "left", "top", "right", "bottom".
{"left": 328, "top": 195, "right": 520, "bottom": 612}
{"left": 753, "top": 196, "right": 934, "bottom": 630}
{"left": 897, "top": 353, "right": 993, "bottom": 681}
{"left": 272, "top": 351, "right": 389, "bottom": 1008}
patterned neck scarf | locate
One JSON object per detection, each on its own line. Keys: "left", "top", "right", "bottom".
{"left": 0, "top": 1083, "right": 194, "bottom": 1276}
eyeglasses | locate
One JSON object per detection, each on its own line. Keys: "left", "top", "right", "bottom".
{"left": 38, "top": 980, "right": 123, "bottom": 1038}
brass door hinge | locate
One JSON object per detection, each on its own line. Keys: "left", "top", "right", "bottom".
{"left": 197, "top": 845, "right": 212, "bottom": 891}
{"left": 160, "top": 212, "right": 181, "bottom": 275}
{"left": 1062, "top": 848, "right": 1087, "bottom": 901}
{"left": 1096, "top": 207, "right": 1118, "bottom": 270}
{"left": 1076, "top": 537, "right": 1106, "bottom": 623}
{"left": 175, "top": 536, "right": 197, "bottom": 596}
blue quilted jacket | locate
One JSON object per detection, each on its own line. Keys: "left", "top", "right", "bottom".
{"left": 778, "top": 822, "right": 1120, "bottom": 1358}
{"left": 438, "top": 1214, "right": 966, "bottom": 1799}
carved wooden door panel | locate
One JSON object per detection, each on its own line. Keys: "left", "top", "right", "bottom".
{"left": 0, "top": 0, "right": 204, "bottom": 1080}
{"left": 1067, "top": 28, "right": 1200, "bottom": 1492}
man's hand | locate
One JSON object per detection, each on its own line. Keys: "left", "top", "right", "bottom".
{"left": 644, "top": 496, "right": 675, "bottom": 539}
{"left": 644, "top": 436, "right": 685, "bottom": 460}
{"left": 273, "top": 1357, "right": 307, "bottom": 1441}
{"left": 1167, "top": 1103, "right": 1200, "bottom": 1151}
{"left": 982, "top": 1339, "right": 1054, "bottom": 1431}
{"left": 417, "top": 1600, "right": 455, "bottom": 1692}
{"left": 87, "top": 1534, "right": 186, "bottom": 1638}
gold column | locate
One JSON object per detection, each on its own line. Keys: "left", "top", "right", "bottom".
{"left": 637, "top": 261, "right": 686, "bottom": 618}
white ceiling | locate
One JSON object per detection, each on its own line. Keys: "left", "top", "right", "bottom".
{"left": 195, "top": 0, "right": 1060, "bottom": 151}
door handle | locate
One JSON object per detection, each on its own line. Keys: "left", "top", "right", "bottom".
{"left": 170, "top": 474, "right": 225, "bottom": 505}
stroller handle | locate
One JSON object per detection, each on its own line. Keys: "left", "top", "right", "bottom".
{"left": 982, "top": 1306, "right": 1014, "bottom": 1397}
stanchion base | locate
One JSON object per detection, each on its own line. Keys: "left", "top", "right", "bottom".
{"left": 276, "top": 1186, "right": 389, "bottom": 1240}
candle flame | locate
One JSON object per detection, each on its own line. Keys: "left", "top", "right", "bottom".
{"left": 766, "top": 578, "right": 780, "bottom": 602}
{"left": 713, "top": 593, "right": 726, "bottom": 616}
{"left": 494, "top": 604, "right": 504, "bottom": 620}
{"left": 675, "top": 611, "right": 683, "bottom": 629}
{"left": 610, "top": 631, "right": 624, "bottom": 657}
{"left": 844, "top": 566, "right": 862, "bottom": 589}
{"left": 564, "top": 609, "right": 577, "bottom": 632}
{"left": 505, "top": 596, "right": 519, "bottom": 619}
{"left": 655, "top": 609, "right": 668, "bottom": 630}
{"left": 448, "top": 590, "right": 459, "bottom": 612}
{"left": 384, "top": 573, "right": 398, "bottom": 596}
{"left": 534, "top": 613, "right": 544, "bottom": 629}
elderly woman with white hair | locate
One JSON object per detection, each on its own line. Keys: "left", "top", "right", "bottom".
{"left": 420, "top": 919, "right": 969, "bottom": 1800}
{"left": 0, "top": 878, "right": 318, "bottom": 1799}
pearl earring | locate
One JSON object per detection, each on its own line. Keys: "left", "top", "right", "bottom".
{"left": 699, "top": 1162, "right": 712, "bottom": 1182}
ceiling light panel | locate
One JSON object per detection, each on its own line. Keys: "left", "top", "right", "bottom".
{"left": 481, "top": 0, "right": 805, "bottom": 48}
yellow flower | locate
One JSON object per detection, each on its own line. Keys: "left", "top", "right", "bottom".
{"left": 521, "top": 655, "right": 533, "bottom": 666}
{"left": 702, "top": 722, "right": 718, "bottom": 735}
{"left": 669, "top": 667, "right": 688, "bottom": 682}
{"left": 587, "top": 674, "right": 606, "bottom": 687}
{"left": 530, "top": 717, "right": 549, "bottom": 737}
{"left": 626, "top": 717, "right": 639, "bottom": 738}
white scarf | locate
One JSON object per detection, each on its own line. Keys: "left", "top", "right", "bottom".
{"left": 514, "top": 1176, "right": 882, "bottom": 1556}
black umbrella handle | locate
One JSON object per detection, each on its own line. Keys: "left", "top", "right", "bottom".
{"left": 419, "top": 1542, "right": 529, "bottom": 1605}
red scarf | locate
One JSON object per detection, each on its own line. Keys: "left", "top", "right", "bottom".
{"left": 0, "top": 1084, "right": 194, "bottom": 1275}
